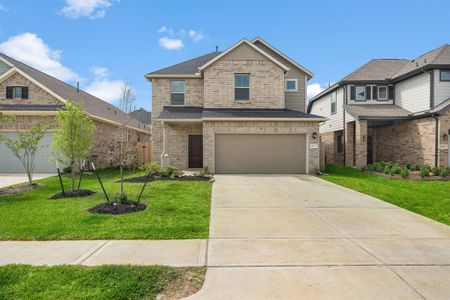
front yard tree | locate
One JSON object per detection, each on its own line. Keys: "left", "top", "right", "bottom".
{"left": 51, "top": 101, "right": 96, "bottom": 191}
{"left": 2, "top": 123, "right": 44, "bottom": 185}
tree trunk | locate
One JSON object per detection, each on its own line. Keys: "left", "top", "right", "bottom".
{"left": 71, "top": 161, "right": 75, "bottom": 191}
{"left": 27, "top": 171, "right": 32, "bottom": 185}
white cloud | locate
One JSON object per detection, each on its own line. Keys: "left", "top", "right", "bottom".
{"left": 159, "top": 37, "right": 184, "bottom": 50}
{"left": 188, "top": 30, "right": 204, "bottom": 42}
{"left": 61, "top": 0, "right": 113, "bottom": 19}
{"left": 85, "top": 66, "right": 124, "bottom": 103}
{"left": 0, "top": 32, "right": 80, "bottom": 82}
{"left": 158, "top": 26, "right": 173, "bottom": 34}
{"left": 307, "top": 83, "right": 325, "bottom": 99}
{"left": 0, "top": 4, "right": 8, "bottom": 11}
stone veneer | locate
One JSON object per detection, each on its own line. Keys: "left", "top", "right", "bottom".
{"left": 203, "top": 121, "right": 320, "bottom": 174}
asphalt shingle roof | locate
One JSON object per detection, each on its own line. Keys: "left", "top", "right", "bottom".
{"left": 129, "top": 108, "right": 152, "bottom": 124}
{"left": 342, "top": 59, "right": 408, "bottom": 81}
{"left": 0, "top": 53, "right": 150, "bottom": 132}
{"left": 344, "top": 104, "right": 411, "bottom": 119}
{"left": 146, "top": 52, "right": 222, "bottom": 76}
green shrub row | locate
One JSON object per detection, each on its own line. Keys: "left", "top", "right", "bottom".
{"left": 365, "top": 162, "right": 449, "bottom": 179}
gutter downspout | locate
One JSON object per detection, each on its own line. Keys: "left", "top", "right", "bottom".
{"left": 435, "top": 116, "right": 440, "bottom": 167}
{"left": 161, "top": 120, "right": 167, "bottom": 167}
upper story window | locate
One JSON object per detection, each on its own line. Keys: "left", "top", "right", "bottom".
{"left": 285, "top": 78, "right": 298, "bottom": 92}
{"left": 378, "top": 86, "right": 388, "bottom": 100}
{"left": 6, "top": 86, "right": 28, "bottom": 100}
{"left": 170, "top": 81, "right": 185, "bottom": 105}
{"left": 330, "top": 91, "right": 337, "bottom": 114}
{"left": 353, "top": 85, "right": 366, "bottom": 101}
{"left": 441, "top": 70, "right": 450, "bottom": 81}
{"left": 235, "top": 73, "right": 250, "bottom": 101}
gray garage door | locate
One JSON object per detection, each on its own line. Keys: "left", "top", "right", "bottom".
{"left": 215, "top": 134, "right": 307, "bottom": 174}
{"left": 0, "top": 132, "right": 55, "bottom": 173}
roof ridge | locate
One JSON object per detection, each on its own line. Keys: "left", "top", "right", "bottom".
{"left": 429, "top": 44, "right": 449, "bottom": 64}
{"left": 147, "top": 51, "right": 221, "bottom": 75}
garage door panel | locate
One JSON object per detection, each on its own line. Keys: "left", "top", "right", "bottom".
{"left": 215, "top": 134, "right": 306, "bottom": 174}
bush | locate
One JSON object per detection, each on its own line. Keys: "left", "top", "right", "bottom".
{"left": 440, "top": 167, "right": 449, "bottom": 178}
{"left": 420, "top": 168, "right": 430, "bottom": 178}
{"left": 390, "top": 165, "right": 402, "bottom": 176}
{"left": 143, "top": 162, "right": 161, "bottom": 176}
{"left": 431, "top": 167, "right": 440, "bottom": 176}
{"left": 373, "top": 162, "right": 384, "bottom": 173}
{"left": 196, "top": 166, "right": 211, "bottom": 178}
{"left": 400, "top": 168, "right": 409, "bottom": 178}
{"left": 384, "top": 166, "right": 391, "bottom": 174}
{"left": 160, "top": 166, "right": 182, "bottom": 178}
{"left": 365, "top": 164, "right": 373, "bottom": 171}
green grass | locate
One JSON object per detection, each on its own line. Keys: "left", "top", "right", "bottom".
{"left": 0, "top": 264, "right": 205, "bottom": 300}
{"left": 321, "top": 164, "right": 450, "bottom": 225}
{"left": 0, "top": 169, "right": 212, "bottom": 240}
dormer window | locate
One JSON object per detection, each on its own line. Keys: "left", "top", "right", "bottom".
{"left": 285, "top": 79, "right": 298, "bottom": 92}
{"left": 6, "top": 86, "right": 28, "bottom": 100}
{"left": 235, "top": 74, "right": 250, "bottom": 101}
{"left": 170, "top": 81, "right": 185, "bottom": 105}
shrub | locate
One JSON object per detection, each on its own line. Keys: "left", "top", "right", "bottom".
{"left": 196, "top": 166, "right": 211, "bottom": 177}
{"left": 374, "top": 162, "right": 384, "bottom": 173}
{"left": 143, "top": 162, "right": 161, "bottom": 176}
{"left": 420, "top": 168, "right": 430, "bottom": 178}
{"left": 440, "top": 167, "right": 449, "bottom": 178}
{"left": 384, "top": 166, "right": 391, "bottom": 174}
{"left": 431, "top": 167, "right": 440, "bottom": 176}
{"left": 412, "top": 164, "right": 421, "bottom": 171}
{"left": 161, "top": 166, "right": 182, "bottom": 178}
{"left": 390, "top": 165, "right": 402, "bottom": 176}
{"left": 400, "top": 168, "right": 409, "bottom": 178}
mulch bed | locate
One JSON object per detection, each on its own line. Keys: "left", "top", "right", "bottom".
{"left": 0, "top": 183, "right": 42, "bottom": 195}
{"left": 369, "top": 171, "right": 450, "bottom": 181}
{"left": 50, "top": 189, "right": 96, "bottom": 200}
{"left": 122, "top": 175, "right": 212, "bottom": 183}
{"left": 88, "top": 200, "right": 147, "bottom": 215}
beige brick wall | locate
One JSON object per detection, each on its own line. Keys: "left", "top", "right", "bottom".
{"left": 0, "top": 72, "right": 62, "bottom": 105}
{"left": 203, "top": 60, "right": 285, "bottom": 109}
{"left": 163, "top": 123, "right": 202, "bottom": 169}
{"left": 203, "top": 121, "right": 320, "bottom": 174}
{"left": 345, "top": 121, "right": 355, "bottom": 167}
{"left": 439, "top": 110, "right": 449, "bottom": 167}
{"left": 320, "top": 131, "right": 344, "bottom": 166}
{"left": 374, "top": 117, "right": 436, "bottom": 166}
{"left": 355, "top": 120, "right": 368, "bottom": 168}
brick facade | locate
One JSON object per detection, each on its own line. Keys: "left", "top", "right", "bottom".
{"left": 203, "top": 121, "right": 320, "bottom": 174}
{"left": 0, "top": 72, "right": 61, "bottom": 105}
{"left": 320, "top": 131, "right": 344, "bottom": 166}
{"left": 439, "top": 110, "right": 450, "bottom": 167}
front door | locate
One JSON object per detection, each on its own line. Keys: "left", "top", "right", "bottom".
{"left": 367, "top": 136, "right": 373, "bottom": 164}
{"left": 188, "top": 135, "right": 203, "bottom": 168}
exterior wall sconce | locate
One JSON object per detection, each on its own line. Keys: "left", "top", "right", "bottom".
{"left": 312, "top": 132, "right": 317, "bottom": 139}
{"left": 443, "top": 133, "right": 448, "bottom": 141}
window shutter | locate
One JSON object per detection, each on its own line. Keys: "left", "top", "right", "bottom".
{"left": 388, "top": 86, "right": 394, "bottom": 100}
{"left": 350, "top": 86, "right": 356, "bottom": 100}
{"left": 372, "top": 86, "right": 378, "bottom": 100}
{"left": 6, "top": 87, "right": 13, "bottom": 99}
{"left": 366, "top": 86, "right": 371, "bottom": 100}
{"left": 22, "top": 87, "right": 29, "bottom": 99}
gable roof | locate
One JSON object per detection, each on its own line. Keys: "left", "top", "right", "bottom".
{"left": 0, "top": 53, "right": 150, "bottom": 133}
{"left": 129, "top": 108, "right": 152, "bottom": 124}
{"left": 252, "top": 37, "right": 314, "bottom": 79}
{"left": 341, "top": 59, "right": 408, "bottom": 81}
{"left": 145, "top": 52, "right": 221, "bottom": 78}
{"left": 344, "top": 104, "right": 411, "bottom": 120}
{"left": 198, "top": 38, "right": 290, "bottom": 71}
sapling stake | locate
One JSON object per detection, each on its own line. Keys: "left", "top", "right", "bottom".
{"left": 91, "top": 162, "right": 109, "bottom": 202}
{"left": 56, "top": 167, "right": 65, "bottom": 196}
{"left": 77, "top": 160, "right": 85, "bottom": 190}
{"left": 137, "top": 173, "right": 151, "bottom": 203}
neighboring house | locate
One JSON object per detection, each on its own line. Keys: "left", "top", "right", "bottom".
{"left": 308, "top": 44, "right": 450, "bottom": 168}
{"left": 129, "top": 108, "right": 152, "bottom": 125}
{"left": 0, "top": 54, "right": 151, "bottom": 172}
{"left": 145, "top": 37, "right": 325, "bottom": 174}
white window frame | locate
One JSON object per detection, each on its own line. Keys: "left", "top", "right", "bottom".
{"left": 330, "top": 91, "right": 337, "bottom": 114}
{"left": 378, "top": 85, "right": 388, "bottom": 101}
{"left": 234, "top": 73, "right": 250, "bottom": 101}
{"left": 285, "top": 78, "right": 298, "bottom": 92}
{"left": 170, "top": 80, "right": 185, "bottom": 105}
{"left": 13, "top": 87, "right": 24, "bottom": 100}
{"left": 355, "top": 85, "right": 366, "bottom": 101}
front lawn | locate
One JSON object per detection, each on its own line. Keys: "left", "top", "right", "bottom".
{"left": 0, "top": 264, "right": 205, "bottom": 300}
{"left": 321, "top": 165, "right": 450, "bottom": 225}
{"left": 0, "top": 169, "right": 212, "bottom": 240}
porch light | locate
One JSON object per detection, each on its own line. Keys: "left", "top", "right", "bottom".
{"left": 312, "top": 132, "right": 317, "bottom": 139}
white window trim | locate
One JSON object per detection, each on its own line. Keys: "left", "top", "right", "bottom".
{"left": 234, "top": 74, "right": 250, "bottom": 101}
{"left": 355, "top": 85, "right": 366, "bottom": 101}
{"left": 285, "top": 78, "right": 298, "bottom": 92}
{"left": 170, "top": 80, "right": 185, "bottom": 106}
{"left": 377, "top": 85, "right": 388, "bottom": 101}
{"left": 13, "top": 86, "right": 23, "bottom": 100}
{"left": 330, "top": 91, "right": 337, "bottom": 114}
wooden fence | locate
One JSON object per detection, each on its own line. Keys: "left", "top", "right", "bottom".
{"left": 137, "top": 142, "right": 152, "bottom": 167}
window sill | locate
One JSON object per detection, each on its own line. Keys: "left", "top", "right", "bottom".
{"left": 285, "top": 90, "right": 298, "bottom": 93}
{"left": 235, "top": 100, "right": 250, "bottom": 103}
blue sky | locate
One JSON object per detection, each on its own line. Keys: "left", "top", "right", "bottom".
{"left": 0, "top": 0, "right": 449, "bottom": 110}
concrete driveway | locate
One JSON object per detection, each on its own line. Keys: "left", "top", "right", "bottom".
{"left": 188, "top": 175, "right": 450, "bottom": 300}
{"left": 0, "top": 173, "right": 55, "bottom": 188}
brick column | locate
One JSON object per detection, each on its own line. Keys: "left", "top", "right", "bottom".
{"left": 355, "top": 120, "right": 368, "bottom": 168}
{"left": 345, "top": 121, "right": 355, "bottom": 167}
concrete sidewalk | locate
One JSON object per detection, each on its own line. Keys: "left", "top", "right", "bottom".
{"left": 0, "top": 240, "right": 207, "bottom": 267}
{"left": 0, "top": 173, "right": 55, "bottom": 188}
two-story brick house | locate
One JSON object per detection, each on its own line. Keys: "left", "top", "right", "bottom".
{"left": 308, "top": 44, "right": 450, "bottom": 168}
{"left": 146, "top": 38, "right": 325, "bottom": 174}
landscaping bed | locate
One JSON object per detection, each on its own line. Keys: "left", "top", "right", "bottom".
{"left": 122, "top": 175, "right": 212, "bottom": 183}
{"left": 88, "top": 200, "right": 147, "bottom": 214}
{"left": 320, "top": 164, "right": 450, "bottom": 226}
{"left": 50, "top": 189, "right": 96, "bottom": 199}
{"left": 364, "top": 162, "right": 450, "bottom": 181}
{"left": 0, "top": 183, "right": 42, "bottom": 195}
{"left": 0, "top": 169, "right": 212, "bottom": 240}
{"left": 0, "top": 264, "right": 206, "bottom": 300}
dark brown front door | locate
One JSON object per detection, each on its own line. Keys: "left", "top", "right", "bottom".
{"left": 188, "top": 135, "right": 203, "bottom": 168}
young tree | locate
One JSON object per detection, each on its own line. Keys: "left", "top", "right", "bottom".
{"left": 51, "top": 101, "right": 96, "bottom": 191}
{"left": 2, "top": 123, "right": 44, "bottom": 185}
{"left": 109, "top": 83, "right": 136, "bottom": 200}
